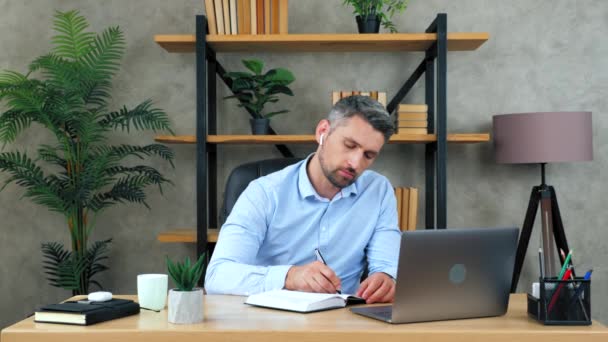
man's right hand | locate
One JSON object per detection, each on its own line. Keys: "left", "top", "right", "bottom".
{"left": 284, "top": 261, "right": 341, "bottom": 293}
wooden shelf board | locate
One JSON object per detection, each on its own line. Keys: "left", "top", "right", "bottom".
{"left": 157, "top": 228, "right": 218, "bottom": 243}
{"left": 155, "top": 133, "right": 490, "bottom": 144}
{"left": 154, "top": 33, "right": 489, "bottom": 53}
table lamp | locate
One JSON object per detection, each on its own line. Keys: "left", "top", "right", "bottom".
{"left": 492, "top": 111, "right": 593, "bottom": 292}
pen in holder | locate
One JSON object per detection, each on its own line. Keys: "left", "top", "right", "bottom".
{"left": 527, "top": 277, "right": 591, "bottom": 325}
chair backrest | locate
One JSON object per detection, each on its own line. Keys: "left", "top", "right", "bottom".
{"left": 219, "top": 159, "right": 418, "bottom": 232}
{"left": 219, "top": 158, "right": 302, "bottom": 226}
{"left": 395, "top": 187, "right": 418, "bottom": 231}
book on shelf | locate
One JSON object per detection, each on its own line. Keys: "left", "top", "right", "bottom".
{"left": 237, "top": 0, "right": 245, "bottom": 34}
{"left": 398, "top": 112, "right": 428, "bottom": 121}
{"left": 398, "top": 104, "right": 428, "bottom": 112}
{"left": 214, "top": 0, "right": 225, "bottom": 34}
{"left": 377, "top": 92, "right": 387, "bottom": 108}
{"left": 264, "top": 0, "right": 271, "bottom": 33}
{"left": 393, "top": 186, "right": 418, "bottom": 232}
{"left": 250, "top": 0, "right": 257, "bottom": 34}
{"left": 396, "top": 127, "right": 428, "bottom": 134}
{"left": 204, "top": 0, "right": 218, "bottom": 35}
{"left": 222, "top": 0, "right": 231, "bottom": 34}
{"left": 245, "top": 289, "right": 365, "bottom": 313}
{"left": 395, "top": 187, "right": 403, "bottom": 226}
{"left": 271, "top": 0, "right": 280, "bottom": 33}
{"left": 279, "top": 0, "right": 288, "bottom": 33}
{"left": 331, "top": 90, "right": 387, "bottom": 107}
{"left": 397, "top": 120, "right": 427, "bottom": 128}
{"left": 230, "top": 0, "right": 238, "bottom": 34}
{"left": 34, "top": 299, "right": 140, "bottom": 326}
{"left": 256, "top": 0, "right": 264, "bottom": 33}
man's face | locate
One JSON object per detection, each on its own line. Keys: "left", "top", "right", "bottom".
{"left": 317, "top": 115, "right": 385, "bottom": 189}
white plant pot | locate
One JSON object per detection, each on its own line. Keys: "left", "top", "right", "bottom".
{"left": 168, "top": 288, "right": 204, "bottom": 324}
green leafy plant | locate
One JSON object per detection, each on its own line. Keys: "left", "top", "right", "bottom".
{"left": 224, "top": 59, "right": 295, "bottom": 119}
{"left": 343, "top": 0, "right": 410, "bottom": 33}
{"left": 0, "top": 10, "right": 174, "bottom": 295}
{"left": 166, "top": 254, "right": 206, "bottom": 292}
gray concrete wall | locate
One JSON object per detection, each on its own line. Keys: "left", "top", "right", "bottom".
{"left": 0, "top": 0, "right": 606, "bottom": 328}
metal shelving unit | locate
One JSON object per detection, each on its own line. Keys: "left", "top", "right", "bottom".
{"left": 154, "top": 14, "right": 490, "bottom": 277}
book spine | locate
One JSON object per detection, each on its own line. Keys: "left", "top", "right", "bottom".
{"left": 230, "top": 0, "right": 238, "bottom": 34}
{"left": 397, "top": 128, "right": 428, "bottom": 134}
{"left": 222, "top": 0, "right": 231, "bottom": 34}
{"left": 398, "top": 104, "right": 428, "bottom": 112}
{"left": 279, "top": 0, "right": 288, "bottom": 34}
{"left": 205, "top": 0, "right": 218, "bottom": 35}
{"left": 250, "top": 0, "right": 257, "bottom": 34}
{"left": 332, "top": 91, "right": 340, "bottom": 105}
{"left": 264, "top": 0, "right": 271, "bottom": 34}
{"left": 407, "top": 187, "right": 418, "bottom": 231}
{"left": 214, "top": 0, "right": 225, "bottom": 34}
{"left": 256, "top": 0, "right": 264, "bottom": 34}
{"left": 400, "top": 187, "right": 409, "bottom": 232}
{"left": 237, "top": 0, "right": 245, "bottom": 34}
{"left": 398, "top": 112, "right": 428, "bottom": 121}
{"left": 395, "top": 187, "right": 403, "bottom": 232}
{"left": 271, "top": 0, "right": 280, "bottom": 34}
{"left": 397, "top": 120, "right": 427, "bottom": 128}
{"left": 377, "top": 92, "right": 387, "bottom": 107}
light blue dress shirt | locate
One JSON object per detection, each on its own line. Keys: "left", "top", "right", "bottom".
{"left": 205, "top": 156, "right": 401, "bottom": 295}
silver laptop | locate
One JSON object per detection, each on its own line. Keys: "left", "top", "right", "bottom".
{"left": 351, "top": 227, "right": 518, "bottom": 323}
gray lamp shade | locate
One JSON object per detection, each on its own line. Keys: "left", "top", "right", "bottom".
{"left": 493, "top": 112, "right": 593, "bottom": 164}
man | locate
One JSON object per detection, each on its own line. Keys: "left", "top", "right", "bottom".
{"left": 205, "top": 96, "right": 400, "bottom": 304}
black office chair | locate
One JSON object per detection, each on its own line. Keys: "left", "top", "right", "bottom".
{"left": 219, "top": 157, "right": 302, "bottom": 227}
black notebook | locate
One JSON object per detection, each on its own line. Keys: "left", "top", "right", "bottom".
{"left": 34, "top": 299, "right": 140, "bottom": 325}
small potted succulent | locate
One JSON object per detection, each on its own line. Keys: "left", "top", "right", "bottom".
{"left": 166, "top": 253, "right": 206, "bottom": 324}
{"left": 224, "top": 58, "right": 295, "bottom": 134}
{"left": 343, "top": 0, "right": 410, "bottom": 33}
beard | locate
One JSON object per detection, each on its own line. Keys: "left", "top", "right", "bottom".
{"left": 318, "top": 149, "right": 357, "bottom": 189}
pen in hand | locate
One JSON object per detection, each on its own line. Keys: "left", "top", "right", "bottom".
{"left": 314, "top": 248, "right": 341, "bottom": 294}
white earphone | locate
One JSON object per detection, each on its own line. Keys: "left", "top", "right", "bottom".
{"left": 319, "top": 134, "right": 324, "bottom": 146}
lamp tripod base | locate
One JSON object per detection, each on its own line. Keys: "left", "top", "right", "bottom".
{"left": 510, "top": 185, "right": 572, "bottom": 293}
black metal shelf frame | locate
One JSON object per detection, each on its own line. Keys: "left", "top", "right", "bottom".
{"left": 194, "top": 14, "right": 450, "bottom": 271}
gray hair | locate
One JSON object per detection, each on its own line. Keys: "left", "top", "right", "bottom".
{"left": 328, "top": 95, "right": 394, "bottom": 142}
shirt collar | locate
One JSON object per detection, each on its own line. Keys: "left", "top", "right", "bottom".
{"left": 298, "top": 154, "right": 359, "bottom": 201}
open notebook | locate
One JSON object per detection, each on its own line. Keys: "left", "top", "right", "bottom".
{"left": 245, "top": 289, "right": 365, "bottom": 313}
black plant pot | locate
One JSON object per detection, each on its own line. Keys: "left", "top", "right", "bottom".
{"left": 250, "top": 118, "right": 270, "bottom": 135}
{"left": 356, "top": 15, "right": 381, "bottom": 34}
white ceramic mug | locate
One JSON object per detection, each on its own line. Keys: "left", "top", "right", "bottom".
{"left": 137, "top": 274, "right": 168, "bottom": 311}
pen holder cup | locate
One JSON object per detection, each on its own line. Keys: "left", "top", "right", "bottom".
{"left": 527, "top": 277, "right": 591, "bottom": 325}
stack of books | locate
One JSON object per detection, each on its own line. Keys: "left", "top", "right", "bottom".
{"left": 394, "top": 187, "right": 418, "bottom": 232}
{"left": 396, "top": 104, "right": 428, "bottom": 135}
{"left": 331, "top": 91, "right": 387, "bottom": 108}
{"left": 204, "top": 0, "right": 288, "bottom": 35}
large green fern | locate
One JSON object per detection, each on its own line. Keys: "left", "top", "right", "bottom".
{"left": 0, "top": 10, "right": 174, "bottom": 295}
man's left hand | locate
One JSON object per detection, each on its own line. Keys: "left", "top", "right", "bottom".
{"left": 356, "top": 272, "right": 395, "bottom": 304}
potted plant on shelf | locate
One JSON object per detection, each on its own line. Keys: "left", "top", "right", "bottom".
{"left": 343, "top": 0, "right": 410, "bottom": 33}
{"left": 224, "top": 59, "right": 295, "bottom": 135}
{"left": 0, "top": 10, "right": 175, "bottom": 295}
{"left": 166, "top": 254, "right": 206, "bottom": 324}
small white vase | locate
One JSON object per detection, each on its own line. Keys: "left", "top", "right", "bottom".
{"left": 168, "top": 288, "right": 204, "bottom": 324}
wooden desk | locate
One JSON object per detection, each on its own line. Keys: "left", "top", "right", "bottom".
{"left": 2, "top": 294, "right": 607, "bottom": 342}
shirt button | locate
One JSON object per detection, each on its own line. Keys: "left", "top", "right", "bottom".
{"left": 322, "top": 226, "right": 326, "bottom": 231}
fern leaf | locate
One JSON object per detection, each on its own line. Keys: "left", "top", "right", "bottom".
{"left": 52, "top": 10, "right": 95, "bottom": 61}
{"left": 99, "top": 99, "right": 174, "bottom": 134}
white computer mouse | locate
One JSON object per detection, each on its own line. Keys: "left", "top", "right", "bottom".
{"left": 88, "top": 291, "right": 113, "bottom": 302}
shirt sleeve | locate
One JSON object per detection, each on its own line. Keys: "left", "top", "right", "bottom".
{"left": 365, "top": 179, "right": 401, "bottom": 279}
{"left": 204, "top": 180, "right": 292, "bottom": 295}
